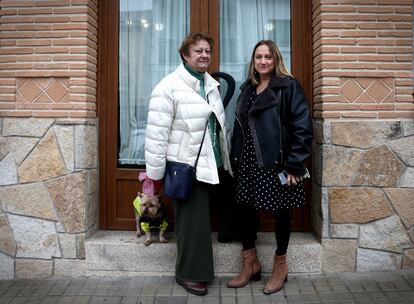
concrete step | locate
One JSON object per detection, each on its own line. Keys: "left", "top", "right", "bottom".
{"left": 86, "top": 231, "right": 321, "bottom": 276}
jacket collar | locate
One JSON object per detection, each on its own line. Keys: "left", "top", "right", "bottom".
{"left": 175, "top": 64, "right": 220, "bottom": 96}
{"left": 236, "top": 75, "right": 291, "bottom": 119}
{"left": 239, "top": 74, "right": 291, "bottom": 92}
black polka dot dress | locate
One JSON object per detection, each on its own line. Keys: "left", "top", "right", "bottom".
{"left": 235, "top": 90, "right": 305, "bottom": 211}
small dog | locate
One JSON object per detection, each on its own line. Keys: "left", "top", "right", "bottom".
{"left": 133, "top": 192, "right": 168, "bottom": 246}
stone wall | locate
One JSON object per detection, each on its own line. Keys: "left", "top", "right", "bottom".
{"left": 0, "top": 118, "right": 98, "bottom": 279}
{"left": 312, "top": 0, "right": 414, "bottom": 272}
{"left": 0, "top": 0, "right": 98, "bottom": 279}
{"left": 313, "top": 120, "right": 414, "bottom": 272}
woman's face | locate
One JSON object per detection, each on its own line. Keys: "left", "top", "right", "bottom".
{"left": 183, "top": 39, "right": 211, "bottom": 73}
{"left": 254, "top": 44, "right": 275, "bottom": 79}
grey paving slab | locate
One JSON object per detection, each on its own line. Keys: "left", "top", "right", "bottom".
{"left": 236, "top": 295, "right": 254, "bottom": 304}
{"left": 56, "top": 295, "right": 91, "bottom": 304}
{"left": 89, "top": 296, "right": 122, "bottom": 304}
{"left": 8, "top": 298, "right": 28, "bottom": 304}
{"left": 123, "top": 296, "right": 154, "bottom": 304}
{"left": 1, "top": 271, "right": 414, "bottom": 304}
{"left": 220, "top": 296, "right": 236, "bottom": 304}
{"left": 220, "top": 287, "right": 236, "bottom": 296}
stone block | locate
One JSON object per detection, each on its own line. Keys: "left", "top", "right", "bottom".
{"left": 389, "top": 136, "right": 414, "bottom": 166}
{"left": 353, "top": 145, "right": 404, "bottom": 187}
{"left": 3, "top": 118, "right": 53, "bottom": 137}
{"left": 403, "top": 249, "right": 414, "bottom": 269}
{"left": 86, "top": 192, "right": 98, "bottom": 230}
{"left": 0, "top": 252, "right": 14, "bottom": 279}
{"left": 77, "top": 233, "right": 86, "bottom": 259}
{"left": 6, "top": 137, "right": 38, "bottom": 165}
{"left": 15, "top": 259, "right": 53, "bottom": 279}
{"left": 75, "top": 125, "right": 97, "bottom": 169}
{"left": 385, "top": 188, "right": 414, "bottom": 228}
{"left": 0, "top": 183, "right": 58, "bottom": 220}
{"left": 18, "top": 130, "right": 67, "bottom": 183}
{"left": 0, "top": 154, "right": 18, "bottom": 186}
{"left": 0, "top": 214, "right": 16, "bottom": 257}
{"left": 322, "top": 146, "right": 363, "bottom": 186}
{"left": 0, "top": 137, "right": 9, "bottom": 160}
{"left": 8, "top": 214, "right": 61, "bottom": 259}
{"left": 311, "top": 182, "right": 323, "bottom": 239}
{"left": 312, "top": 143, "right": 322, "bottom": 184}
{"left": 401, "top": 168, "right": 414, "bottom": 187}
{"left": 54, "top": 259, "right": 86, "bottom": 278}
{"left": 403, "top": 120, "right": 414, "bottom": 136}
{"left": 46, "top": 172, "right": 87, "bottom": 233}
{"left": 357, "top": 248, "right": 401, "bottom": 271}
{"left": 86, "top": 231, "right": 321, "bottom": 275}
{"left": 409, "top": 227, "right": 414, "bottom": 243}
{"left": 58, "top": 233, "right": 77, "bottom": 258}
{"left": 311, "top": 184, "right": 329, "bottom": 238}
{"left": 359, "top": 215, "right": 412, "bottom": 253}
{"left": 331, "top": 121, "right": 403, "bottom": 148}
{"left": 313, "top": 120, "right": 331, "bottom": 144}
{"left": 321, "top": 239, "right": 357, "bottom": 273}
{"left": 86, "top": 169, "right": 97, "bottom": 194}
{"left": 54, "top": 125, "right": 74, "bottom": 172}
{"left": 321, "top": 187, "right": 329, "bottom": 238}
{"left": 330, "top": 188, "right": 393, "bottom": 224}
{"left": 330, "top": 224, "right": 359, "bottom": 239}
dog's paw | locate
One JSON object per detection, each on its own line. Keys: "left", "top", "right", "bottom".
{"left": 159, "top": 236, "right": 168, "bottom": 243}
{"left": 136, "top": 230, "right": 143, "bottom": 238}
{"left": 144, "top": 238, "right": 152, "bottom": 246}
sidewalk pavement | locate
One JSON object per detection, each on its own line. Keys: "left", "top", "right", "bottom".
{"left": 0, "top": 271, "right": 413, "bottom": 304}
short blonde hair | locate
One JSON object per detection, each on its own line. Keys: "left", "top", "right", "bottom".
{"left": 248, "top": 40, "right": 292, "bottom": 85}
{"left": 179, "top": 32, "right": 214, "bottom": 62}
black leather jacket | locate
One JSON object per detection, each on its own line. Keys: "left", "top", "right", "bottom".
{"left": 230, "top": 75, "right": 313, "bottom": 176}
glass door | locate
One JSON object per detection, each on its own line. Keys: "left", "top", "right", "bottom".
{"left": 98, "top": 0, "right": 312, "bottom": 231}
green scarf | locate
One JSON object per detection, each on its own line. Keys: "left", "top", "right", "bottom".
{"left": 184, "top": 63, "right": 222, "bottom": 168}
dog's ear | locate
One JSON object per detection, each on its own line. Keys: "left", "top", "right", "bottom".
{"left": 137, "top": 192, "right": 143, "bottom": 198}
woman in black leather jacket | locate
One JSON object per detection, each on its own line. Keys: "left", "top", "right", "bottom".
{"left": 227, "top": 40, "right": 313, "bottom": 294}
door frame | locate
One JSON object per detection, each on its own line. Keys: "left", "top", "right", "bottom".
{"left": 97, "top": 0, "right": 313, "bottom": 230}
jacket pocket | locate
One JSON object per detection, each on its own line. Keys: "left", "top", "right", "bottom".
{"left": 176, "top": 132, "right": 191, "bottom": 163}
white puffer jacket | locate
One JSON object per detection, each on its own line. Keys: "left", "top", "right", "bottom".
{"left": 145, "top": 64, "right": 232, "bottom": 184}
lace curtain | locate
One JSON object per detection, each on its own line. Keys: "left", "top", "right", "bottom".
{"left": 118, "top": 0, "right": 290, "bottom": 165}
{"left": 220, "top": 0, "right": 291, "bottom": 131}
{"left": 118, "top": 0, "right": 189, "bottom": 165}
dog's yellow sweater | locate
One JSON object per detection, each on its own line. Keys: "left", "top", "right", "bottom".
{"left": 133, "top": 196, "right": 168, "bottom": 233}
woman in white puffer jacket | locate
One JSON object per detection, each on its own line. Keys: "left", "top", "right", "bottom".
{"left": 144, "top": 32, "right": 232, "bottom": 296}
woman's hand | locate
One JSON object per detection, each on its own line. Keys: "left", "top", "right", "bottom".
{"left": 286, "top": 174, "right": 303, "bottom": 186}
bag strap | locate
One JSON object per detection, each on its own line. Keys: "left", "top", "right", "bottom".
{"left": 194, "top": 121, "right": 208, "bottom": 168}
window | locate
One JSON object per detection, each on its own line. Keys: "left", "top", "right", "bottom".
{"left": 118, "top": 0, "right": 190, "bottom": 166}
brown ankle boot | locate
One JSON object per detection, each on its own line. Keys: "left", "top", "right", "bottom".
{"left": 263, "top": 254, "right": 288, "bottom": 294}
{"left": 227, "top": 248, "right": 262, "bottom": 288}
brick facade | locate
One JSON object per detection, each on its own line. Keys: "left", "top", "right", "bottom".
{"left": 0, "top": 0, "right": 413, "bottom": 278}
{"left": 313, "top": 0, "right": 413, "bottom": 119}
{"left": 312, "top": 0, "right": 414, "bottom": 272}
{"left": 0, "top": 0, "right": 98, "bottom": 118}
{"left": 0, "top": 0, "right": 98, "bottom": 279}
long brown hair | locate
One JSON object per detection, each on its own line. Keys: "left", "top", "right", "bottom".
{"left": 248, "top": 40, "right": 292, "bottom": 85}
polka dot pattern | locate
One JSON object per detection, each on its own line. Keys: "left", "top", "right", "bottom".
{"left": 235, "top": 90, "right": 305, "bottom": 211}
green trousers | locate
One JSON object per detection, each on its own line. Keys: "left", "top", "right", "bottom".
{"left": 172, "top": 182, "right": 214, "bottom": 282}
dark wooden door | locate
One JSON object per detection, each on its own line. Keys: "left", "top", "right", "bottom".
{"left": 98, "top": 0, "right": 313, "bottom": 231}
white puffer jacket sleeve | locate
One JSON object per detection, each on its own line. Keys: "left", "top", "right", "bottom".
{"left": 144, "top": 80, "right": 175, "bottom": 180}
